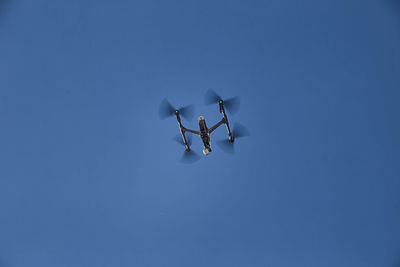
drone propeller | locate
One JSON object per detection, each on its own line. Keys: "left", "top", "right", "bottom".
{"left": 173, "top": 134, "right": 199, "bottom": 163}
{"left": 173, "top": 133, "right": 192, "bottom": 147}
{"left": 204, "top": 88, "right": 240, "bottom": 115}
{"left": 232, "top": 122, "right": 250, "bottom": 138}
{"left": 159, "top": 98, "right": 195, "bottom": 121}
{"left": 216, "top": 139, "right": 235, "bottom": 154}
{"left": 180, "top": 149, "right": 201, "bottom": 164}
{"left": 216, "top": 122, "right": 250, "bottom": 154}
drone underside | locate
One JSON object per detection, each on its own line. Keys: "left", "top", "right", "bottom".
{"left": 159, "top": 89, "right": 249, "bottom": 163}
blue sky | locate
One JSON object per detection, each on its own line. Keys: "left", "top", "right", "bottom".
{"left": 0, "top": 0, "right": 399, "bottom": 266}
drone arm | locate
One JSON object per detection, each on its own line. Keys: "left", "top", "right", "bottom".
{"left": 175, "top": 113, "right": 201, "bottom": 151}
{"left": 209, "top": 118, "right": 225, "bottom": 134}
{"left": 182, "top": 127, "right": 200, "bottom": 135}
{"left": 219, "top": 102, "right": 234, "bottom": 142}
{"left": 174, "top": 113, "right": 192, "bottom": 151}
{"left": 179, "top": 129, "right": 191, "bottom": 151}
{"left": 179, "top": 127, "right": 199, "bottom": 152}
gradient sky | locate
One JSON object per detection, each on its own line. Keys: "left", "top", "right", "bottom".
{"left": 0, "top": 0, "right": 400, "bottom": 266}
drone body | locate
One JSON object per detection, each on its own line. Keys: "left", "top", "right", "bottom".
{"left": 159, "top": 89, "right": 248, "bottom": 162}
{"left": 175, "top": 99, "right": 233, "bottom": 155}
{"left": 198, "top": 116, "right": 211, "bottom": 155}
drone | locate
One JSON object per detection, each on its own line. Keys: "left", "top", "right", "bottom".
{"left": 159, "top": 89, "right": 249, "bottom": 163}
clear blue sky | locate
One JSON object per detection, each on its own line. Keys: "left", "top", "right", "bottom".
{"left": 0, "top": 0, "right": 399, "bottom": 266}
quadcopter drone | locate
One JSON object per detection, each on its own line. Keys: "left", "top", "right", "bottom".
{"left": 159, "top": 89, "right": 249, "bottom": 162}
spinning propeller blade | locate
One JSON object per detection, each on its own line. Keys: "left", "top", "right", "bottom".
{"left": 224, "top": 96, "right": 240, "bottom": 115}
{"left": 216, "top": 122, "right": 250, "bottom": 154}
{"left": 173, "top": 134, "right": 199, "bottom": 163}
{"left": 204, "top": 89, "right": 240, "bottom": 115}
{"left": 204, "top": 88, "right": 222, "bottom": 105}
{"left": 179, "top": 104, "right": 195, "bottom": 121}
{"left": 216, "top": 139, "right": 235, "bottom": 154}
{"left": 159, "top": 98, "right": 175, "bottom": 119}
{"left": 180, "top": 150, "right": 201, "bottom": 164}
{"left": 159, "top": 98, "right": 195, "bottom": 121}
{"left": 232, "top": 122, "right": 250, "bottom": 138}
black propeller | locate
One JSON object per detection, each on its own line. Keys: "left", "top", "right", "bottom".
{"left": 173, "top": 134, "right": 200, "bottom": 163}
{"left": 217, "top": 122, "right": 250, "bottom": 154}
{"left": 204, "top": 88, "right": 240, "bottom": 115}
{"left": 180, "top": 149, "right": 201, "bottom": 164}
{"left": 159, "top": 98, "right": 195, "bottom": 121}
{"left": 232, "top": 122, "right": 250, "bottom": 139}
